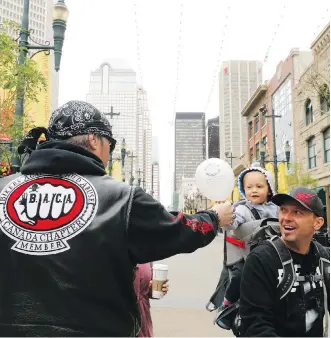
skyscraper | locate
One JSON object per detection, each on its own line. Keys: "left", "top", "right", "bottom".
{"left": 219, "top": 60, "right": 262, "bottom": 167}
{"left": 151, "top": 136, "right": 160, "bottom": 200}
{"left": 86, "top": 60, "right": 152, "bottom": 189}
{"left": 0, "top": 0, "right": 59, "bottom": 117}
{"left": 151, "top": 162, "right": 160, "bottom": 201}
{"left": 207, "top": 117, "right": 220, "bottom": 158}
{"left": 174, "top": 112, "right": 206, "bottom": 196}
{"left": 137, "top": 86, "right": 152, "bottom": 192}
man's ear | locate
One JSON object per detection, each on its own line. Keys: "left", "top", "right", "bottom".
{"left": 88, "top": 134, "right": 98, "bottom": 151}
{"left": 313, "top": 217, "right": 324, "bottom": 231}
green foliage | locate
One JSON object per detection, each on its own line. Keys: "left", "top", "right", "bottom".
{"left": 286, "top": 162, "right": 319, "bottom": 190}
{"left": 0, "top": 22, "right": 46, "bottom": 167}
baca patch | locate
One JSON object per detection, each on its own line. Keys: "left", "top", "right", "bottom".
{"left": 0, "top": 174, "right": 98, "bottom": 256}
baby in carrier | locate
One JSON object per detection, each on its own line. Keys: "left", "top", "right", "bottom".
{"left": 216, "top": 164, "right": 279, "bottom": 330}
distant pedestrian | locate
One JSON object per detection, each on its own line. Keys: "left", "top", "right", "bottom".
{"left": 134, "top": 263, "right": 169, "bottom": 337}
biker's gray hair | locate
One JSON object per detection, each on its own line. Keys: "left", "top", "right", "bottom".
{"left": 65, "top": 134, "right": 104, "bottom": 149}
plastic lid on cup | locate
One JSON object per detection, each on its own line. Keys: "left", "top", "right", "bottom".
{"left": 153, "top": 264, "right": 168, "bottom": 270}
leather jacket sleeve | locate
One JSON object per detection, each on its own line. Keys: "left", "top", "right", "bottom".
{"left": 127, "top": 187, "right": 219, "bottom": 264}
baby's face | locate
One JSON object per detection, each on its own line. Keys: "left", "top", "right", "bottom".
{"left": 243, "top": 171, "right": 269, "bottom": 204}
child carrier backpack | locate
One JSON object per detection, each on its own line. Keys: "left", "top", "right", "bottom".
{"left": 211, "top": 219, "right": 330, "bottom": 337}
{"left": 205, "top": 200, "right": 266, "bottom": 312}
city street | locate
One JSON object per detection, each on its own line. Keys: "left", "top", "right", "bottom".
{"left": 151, "top": 234, "right": 234, "bottom": 337}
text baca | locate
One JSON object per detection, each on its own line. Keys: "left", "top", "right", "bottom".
{"left": 0, "top": 174, "right": 98, "bottom": 256}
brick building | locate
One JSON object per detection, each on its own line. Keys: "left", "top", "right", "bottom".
{"left": 241, "top": 49, "right": 313, "bottom": 165}
{"left": 241, "top": 84, "right": 271, "bottom": 163}
{"left": 293, "top": 23, "right": 330, "bottom": 226}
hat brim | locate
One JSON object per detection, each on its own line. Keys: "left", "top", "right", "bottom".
{"left": 271, "top": 194, "right": 314, "bottom": 213}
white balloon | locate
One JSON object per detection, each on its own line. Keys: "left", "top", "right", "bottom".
{"left": 195, "top": 158, "right": 235, "bottom": 201}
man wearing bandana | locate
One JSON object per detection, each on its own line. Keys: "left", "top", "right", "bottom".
{"left": 0, "top": 100, "right": 233, "bottom": 337}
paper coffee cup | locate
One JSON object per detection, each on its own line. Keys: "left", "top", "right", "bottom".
{"left": 152, "top": 263, "right": 168, "bottom": 299}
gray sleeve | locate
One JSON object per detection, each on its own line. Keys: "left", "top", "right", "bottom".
{"left": 223, "top": 204, "right": 251, "bottom": 231}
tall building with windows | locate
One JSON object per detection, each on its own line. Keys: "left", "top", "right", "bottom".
{"left": 293, "top": 24, "right": 330, "bottom": 228}
{"left": 241, "top": 49, "right": 313, "bottom": 166}
{"left": 137, "top": 87, "right": 152, "bottom": 192}
{"left": 151, "top": 162, "right": 160, "bottom": 201}
{"left": 0, "top": 0, "right": 53, "bottom": 47}
{"left": 174, "top": 112, "right": 206, "bottom": 207}
{"left": 86, "top": 60, "right": 152, "bottom": 189}
{"left": 268, "top": 48, "right": 313, "bottom": 164}
{"left": 207, "top": 117, "right": 220, "bottom": 158}
{"left": 0, "top": 0, "right": 59, "bottom": 121}
{"left": 152, "top": 136, "right": 160, "bottom": 200}
{"left": 219, "top": 60, "right": 263, "bottom": 167}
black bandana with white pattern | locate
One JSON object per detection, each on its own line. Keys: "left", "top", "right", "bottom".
{"left": 48, "top": 100, "right": 117, "bottom": 150}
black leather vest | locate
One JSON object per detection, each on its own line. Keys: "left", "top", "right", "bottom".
{"left": 0, "top": 173, "right": 140, "bottom": 337}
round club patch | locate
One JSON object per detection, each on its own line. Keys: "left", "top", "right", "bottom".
{"left": 0, "top": 174, "right": 98, "bottom": 256}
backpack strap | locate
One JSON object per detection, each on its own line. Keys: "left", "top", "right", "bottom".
{"left": 268, "top": 236, "right": 296, "bottom": 300}
{"left": 234, "top": 200, "right": 262, "bottom": 221}
{"left": 249, "top": 208, "right": 261, "bottom": 220}
{"left": 312, "top": 240, "right": 330, "bottom": 337}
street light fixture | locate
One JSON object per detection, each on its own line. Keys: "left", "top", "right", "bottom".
{"left": 260, "top": 141, "right": 291, "bottom": 191}
{"left": 225, "top": 151, "right": 236, "bottom": 201}
{"left": 121, "top": 138, "right": 127, "bottom": 168}
{"left": 259, "top": 104, "right": 282, "bottom": 192}
{"left": 11, "top": 0, "right": 69, "bottom": 171}
{"left": 285, "top": 141, "right": 291, "bottom": 167}
{"left": 109, "top": 138, "right": 127, "bottom": 177}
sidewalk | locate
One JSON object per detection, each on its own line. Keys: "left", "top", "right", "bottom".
{"left": 151, "top": 307, "right": 234, "bottom": 337}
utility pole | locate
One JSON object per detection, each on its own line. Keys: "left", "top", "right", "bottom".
{"left": 262, "top": 104, "right": 281, "bottom": 192}
{"left": 104, "top": 106, "right": 120, "bottom": 120}
{"left": 104, "top": 106, "right": 120, "bottom": 175}
{"left": 225, "top": 151, "right": 237, "bottom": 201}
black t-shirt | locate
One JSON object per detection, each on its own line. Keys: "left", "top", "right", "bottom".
{"left": 240, "top": 241, "right": 327, "bottom": 337}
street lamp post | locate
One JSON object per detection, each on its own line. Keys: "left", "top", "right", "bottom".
{"left": 260, "top": 141, "right": 291, "bottom": 192}
{"left": 109, "top": 138, "right": 127, "bottom": 177}
{"left": 11, "top": 0, "right": 69, "bottom": 171}
{"left": 225, "top": 151, "right": 237, "bottom": 201}
{"left": 285, "top": 141, "right": 291, "bottom": 169}
{"left": 137, "top": 168, "right": 143, "bottom": 187}
{"left": 121, "top": 138, "right": 126, "bottom": 182}
{"left": 259, "top": 104, "right": 282, "bottom": 191}
{"left": 121, "top": 138, "right": 127, "bottom": 168}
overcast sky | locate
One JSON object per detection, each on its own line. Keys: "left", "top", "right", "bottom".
{"left": 58, "top": 0, "right": 330, "bottom": 207}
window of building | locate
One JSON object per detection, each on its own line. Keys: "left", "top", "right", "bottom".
{"left": 308, "top": 136, "right": 316, "bottom": 169}
{"left": 320, "top": 84, "right": 330, "bottom": 113}
{"left": 254, "top": 114, "right": 259, "bottom": 133}
{"left": 256, "top": 142, "right": 260, "bottom": 160}
{"left": 248, "top": 121, "right": 253, "bottom": 138}
{"left": 324, "top": 127, "right": 330, "bottom": 163}
{"left": 250, "top": 147, "right": 253, "bottom": 162}
{"left": 305, "top": 99, "right": 314, "bottom": 125}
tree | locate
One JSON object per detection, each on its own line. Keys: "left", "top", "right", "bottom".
{"left": 0, "top": 22, "right": 47, "bottom": 172}
{"left": 286, "top": 162, "right": 319, "bottom": 191}
{"left": 299, "top": 64, "right": 330, "bottom": 112}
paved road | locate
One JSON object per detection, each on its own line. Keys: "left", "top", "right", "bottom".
{"left": 150, "top": 234, "right": 234, "bottom": 337}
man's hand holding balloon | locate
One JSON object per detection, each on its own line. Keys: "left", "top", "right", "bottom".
{"left": 211, "top": 201, "right": 234, "bottom": 228}
{"left": 195, "top": 158, "right": 236, "bottom": 229}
